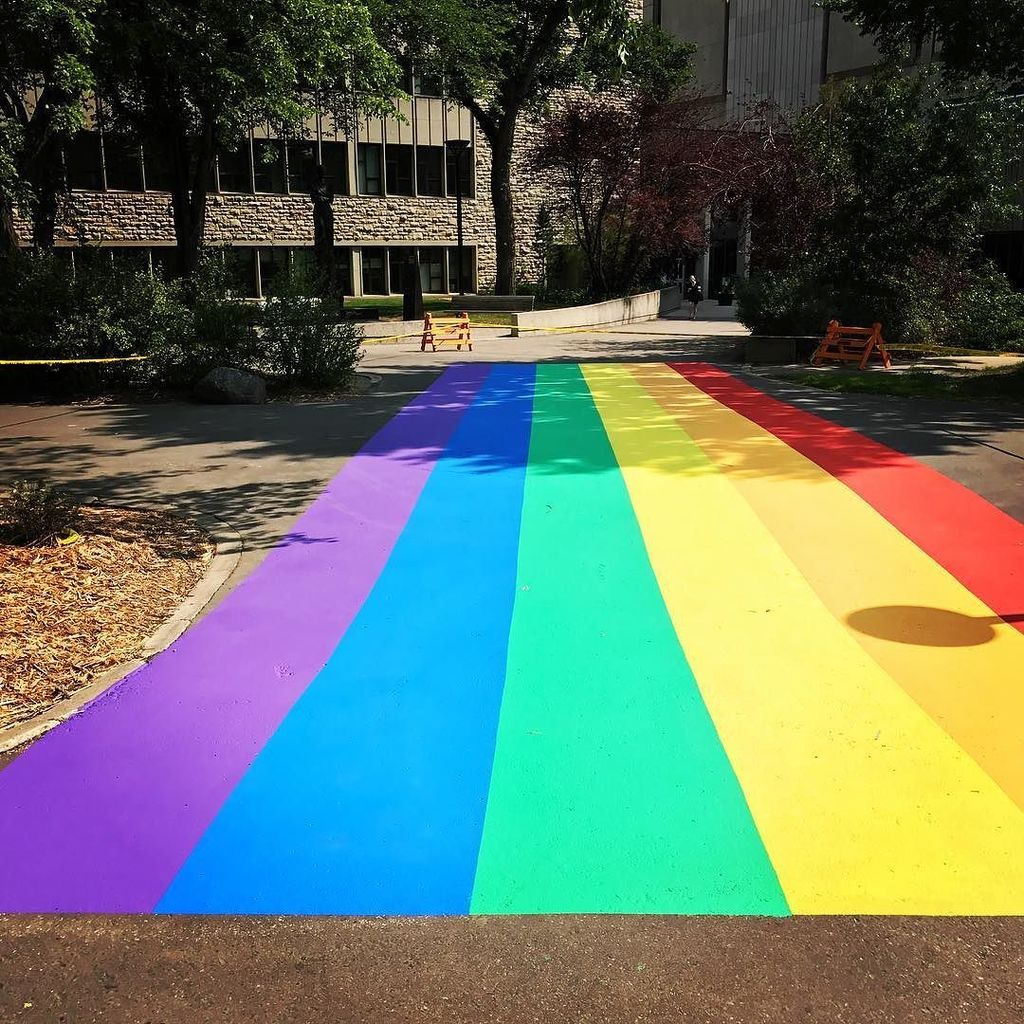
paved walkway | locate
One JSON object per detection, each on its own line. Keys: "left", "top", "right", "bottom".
{"left": 2, "top": 336, "right": 1024, "bottom": 1017}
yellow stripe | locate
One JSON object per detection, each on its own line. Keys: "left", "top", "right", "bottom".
{"left": 583, "top": 362, "right": 1024, "bottom": 914}
{"left": 0, "top": 355, "right": 149, "bottom": 366}
{"left": 638, "top": 363, "right": 1024, "bottom": 813}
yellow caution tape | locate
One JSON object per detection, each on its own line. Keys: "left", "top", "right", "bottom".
{"left": 0, "top": 355, "right": 150, "bottom": 366}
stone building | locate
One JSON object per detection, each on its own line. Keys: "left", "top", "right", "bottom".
{"left": 15, "top": 79, "right": 503, "bottom": 298}
{"left": 13, "top": 0, "right": 648, "bottom": 301}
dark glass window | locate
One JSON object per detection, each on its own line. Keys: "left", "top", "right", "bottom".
{"left": 64, "top": 131, "right": 104, "bottom": 190}
{"left": 322, "top": 141, "right": 349, "bottom": 195}
{"left": 413, "top": 72, "right": 443, "bottom": 97}
{"left": 142, "top": 139, "right": 175, "bottom": 191}
{"left": 446, "top": 145, "right": 473, "bottom": 198}
{"left": 286, "top": 141, "right": 317, "bottom": 193}
{"left": 416, "top": 146, "right": 444, "bottom": 197}
{"left": 103, "top": 136, "right": 143, "bottom": 191}
{"left": 253, "top": 140, "right": 286, "bottom": 193}
{"left": 447, "top": 246, "right": 475, "bottom": 294}
{"left": 336, "top": 247, "right": 353, "bottom": 296}
{"left": 258, "top": 247, "right": 289, "bottom": 296}
{"left": 218, "top": 144, "right": 252, "bottom": 193}
{"left": 108, "top": 246, "right": 150, "bottom": 270}
{"left": 419, "top": 246, "right": 445, "bottom": 294}
{"left": 357, "top": 142, "right": 382, "bottom": 195}
{"left": 385, "top": 144, "right": 414, "bottom": 196}
{"left": 361, "top": 247, "right": 386, "bottom": 293}
{"left": 290, "top": 246, "right": 321, "bottom": 292}
{"left": 388, "top": 247, "right": 416, "bottom": 294}
{"left": 225, "top": 247, "right": 258, "bottom": 297}
{"left": 150, "top": 247, "right": 176, "bottom": 278}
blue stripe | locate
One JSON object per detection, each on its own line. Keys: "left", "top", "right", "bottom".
{"left": 157, "top": 364, "right": 536, "bottom": 914}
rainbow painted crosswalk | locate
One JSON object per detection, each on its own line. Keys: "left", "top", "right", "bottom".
{"left": 2, "top": 362, "right": 1024, "bottom": 915}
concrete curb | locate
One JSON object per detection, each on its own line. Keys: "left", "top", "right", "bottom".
{"left": 0, "top": 508, "right": 242, "bottom": 754}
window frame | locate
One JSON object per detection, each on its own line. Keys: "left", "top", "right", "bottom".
{"left": 357, "top": 142, "right": 383, "bottom": 196}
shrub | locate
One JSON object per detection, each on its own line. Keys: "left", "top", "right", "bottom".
{"left": 940, "top": 264, "right": 1024, "bottom": 351}
{"left": 0, "top": 249, "right": 262, "bottom": 394}
{"left": 1, "top": 480, "right": 80, "bottom": 546}
{"left": 260, "top": 267, "right": 362, "bottom": 386}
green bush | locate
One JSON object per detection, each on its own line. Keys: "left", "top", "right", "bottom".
{"left": 146, "top": 253, "right": 260, "bottom": 387}
{"left": 260, "top": 267, "right": 362, "bottom": 386}
{"left": 0, "top": 249, "right": 260, "bottom": 393}
{"left": 940, "top": 265, "right": 1024, "bottom": 351}
{"left": 1, "top": 480, "right": 80, "bottom": 546}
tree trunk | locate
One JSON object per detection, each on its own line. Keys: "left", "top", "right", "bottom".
{"left": 490, "top": 120, "right": 517, "bottom": 296}
{"left": 169, "top": 120, "right": 215, "bottom": 278}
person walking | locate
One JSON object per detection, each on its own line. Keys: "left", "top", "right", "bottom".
{"left": 685, "top": 274, "right": 703, "bottom": 320}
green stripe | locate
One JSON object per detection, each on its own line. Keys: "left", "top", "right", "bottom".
{"left": 470, "top": 364, "right": 788, "bottom": 914}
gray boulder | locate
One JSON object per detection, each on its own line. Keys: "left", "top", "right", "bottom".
{"left": 195, "top": 366, "right": 267, "bottom": 404}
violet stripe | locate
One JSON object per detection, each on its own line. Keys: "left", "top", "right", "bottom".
{"left": 0, "top": 363, "right": 489, "bottom": 913}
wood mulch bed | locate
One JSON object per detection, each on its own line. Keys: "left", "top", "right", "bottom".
{"left": 0, "top": 507, "right": 213, "bottom": 731}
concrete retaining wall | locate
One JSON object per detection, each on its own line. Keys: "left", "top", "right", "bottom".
{"left": 510, "top": 286, "right": 682, "bottom": 336}
{"left": 743, "top": 336, "right": 820, "bottom": 364}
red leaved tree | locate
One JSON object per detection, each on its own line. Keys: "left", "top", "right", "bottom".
{"left": 532, "top": 94, "right": 808, "bottom": 300}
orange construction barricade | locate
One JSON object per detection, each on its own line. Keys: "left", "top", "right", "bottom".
{"left": 812, "top": 320, "right": 892, "bottom": 370}
{"left": 421, "top": 311, "right": 472, "bottom": 352}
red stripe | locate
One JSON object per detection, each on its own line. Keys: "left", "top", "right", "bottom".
{"left": 669, "top": 362, "right": 1024, "bottom": 631}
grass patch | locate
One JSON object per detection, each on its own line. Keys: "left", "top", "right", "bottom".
{"left": 773, "top": 364, "right": 1024, "bottom": 401}
{"left": 344, "top": 296, "right": 513, "bottom": 327}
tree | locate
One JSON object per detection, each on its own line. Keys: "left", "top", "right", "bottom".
{"left": 532, "top": 95, "right": 788, "bottom": 300}
{"left": 0, "top": 0, "right": 97, "bottom": 253}
{"left": 737, "top": 71, "right": 1024, "bottom": 342}
{"left": 379, "top": 0, "right": 692, "bottom": 294}
{"left": 93, "top": 0, "right": 400, "bottom": 277}
{"left": 827, "top": 0, "right": 1024, "bottom": 83}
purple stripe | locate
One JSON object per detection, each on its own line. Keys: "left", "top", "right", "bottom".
{"left": 0, "top": 364, "right": 489, "bottom": 912}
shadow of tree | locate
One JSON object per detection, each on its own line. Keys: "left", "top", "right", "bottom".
{"left": 3, "top": 362, "right": 1024, "bottom": 566}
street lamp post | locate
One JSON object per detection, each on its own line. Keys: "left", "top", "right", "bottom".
{"left": 446, "top": 139, "right": 470, "bottom": 295}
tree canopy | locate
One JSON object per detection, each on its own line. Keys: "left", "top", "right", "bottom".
{"left": 827, "top": 0, "right": 1024, "bottom": 83}
{"left": 739, "top": 71, "right": 1024, "bottom": 345}
{"left": 532, "top": 95, "right": 784, "bottom": 300}
{"left": 0, "top": 0, "right": 98, "bottom": 251}
{"left": 379, "top": 0, "right": 693, "bottom": 292}
{"left": 93, "top": 0, "right": 402, "bottom": 274}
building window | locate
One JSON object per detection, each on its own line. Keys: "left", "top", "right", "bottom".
{"left": 218, "top": 144, "right": 252, "bottom": 193}
{"left": 446, "top": 146, "right": 473, "bottom": 198}
{"left": 361, "top": 247, "right": 387, "bottom": 293}
{"left": 419, "top": 246, "right": 445, "bottom": 294}
{"left": 286, "top": 141, "right": 317, "bottom": 193}
{"left": 257, "top": 246, "right": 288, "bottom": 297}
{"left": 142, "top": 139, "right": 175, "bottom": 191}
{"left": 357, "top": 142, "right": 382, "bottom": 195}
{"left": 385, "top": 144, "right": 414, "bottom": 196}
{"left": 388, "top": 247, "right": 417, "bottom": 294}
{"left": 103, "top": 136, "right": 143, "bottom": 191}
{"left": 416, "top": 146, "right": 444, "bottom": 197}
{"left": 150, "top": 247, "right": 177, "bottom": 278}
{"left": 321, "top": 141, "right": 349, "bottom": 195}
{"left": 108, "top": 246, "right": 151, "bottom": 270}
{"left": 447, "top": 246, "right": 475, "bottom": 294}
{"left": 336, "top": 247, "right": 353, "bottom": 296}
{"left": 224, "top": 247, "right": 258, "bottom": 297}
{"left": 64, "top": 131, "right": 104, "bottom": 190}
{"left": 253, "top": 139, "right": 286, "bottom": 193}
{"left": 413, "top": 72, "right": 443, "bottom": 97}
